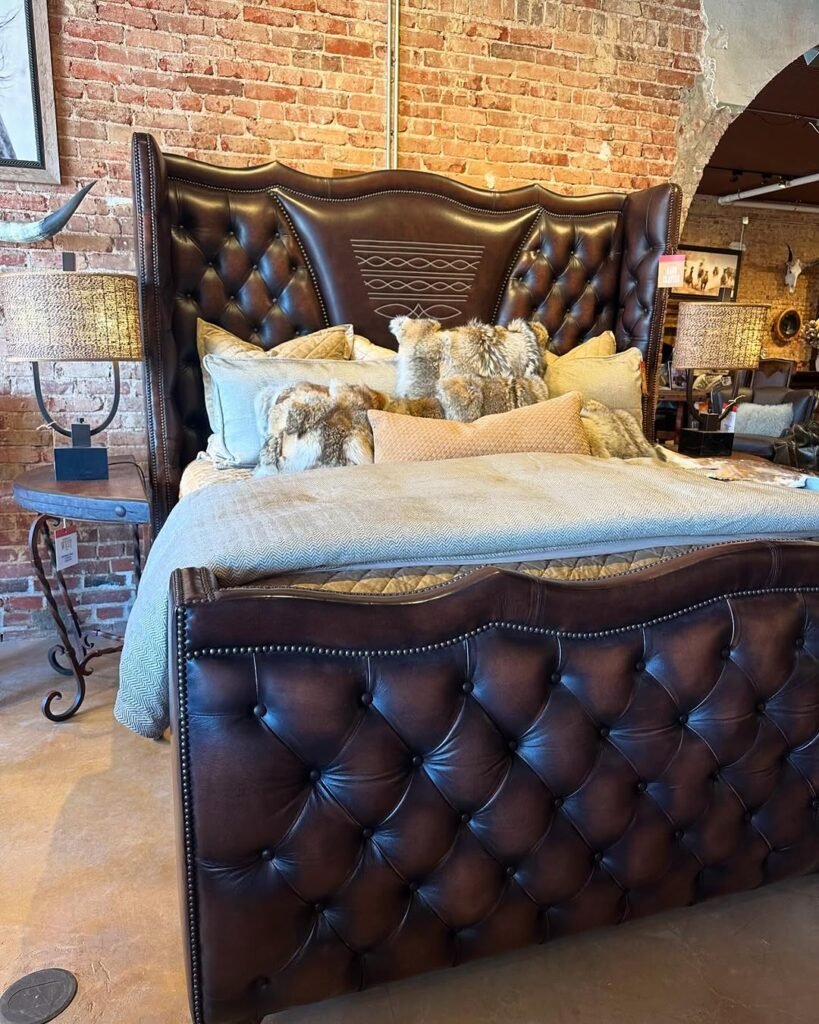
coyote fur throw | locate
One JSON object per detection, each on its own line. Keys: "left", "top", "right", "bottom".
{"left": 255, "top": 383, "right": 444, "bottom": 475}
{"left": 581, "top": 399, "right": 667, "bottom": 460}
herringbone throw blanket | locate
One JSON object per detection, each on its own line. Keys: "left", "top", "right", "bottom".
{"left": 116, "top": 452, "right": 819, "bottom": 738}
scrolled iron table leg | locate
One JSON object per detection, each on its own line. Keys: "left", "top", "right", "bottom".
{"left": 29, "top": 515, "right": 89, "bottom": 721}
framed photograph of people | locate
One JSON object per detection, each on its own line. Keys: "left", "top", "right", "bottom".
{"left": 0, "top": 0, "right": 60, "bottom": 184}
{"left": 670, "top": 245, "right": 742, "bottom": 302}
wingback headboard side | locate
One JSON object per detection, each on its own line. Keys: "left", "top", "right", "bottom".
{"left": 132, "top": 133, "right": 680, "bottom": 534}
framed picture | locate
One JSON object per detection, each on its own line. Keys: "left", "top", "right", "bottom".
{"left": 0, "top": 0, "right": 60, "bottom": 184}
{"left": 670, "top": 245, "right": 742, "bottom": 302}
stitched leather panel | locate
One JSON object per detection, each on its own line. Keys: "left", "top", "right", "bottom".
{"left": 171, "top": 549, "right": 819, "bottom": 1023}
{"left": 273, "top": 189, "right": 540, "bottom": 348}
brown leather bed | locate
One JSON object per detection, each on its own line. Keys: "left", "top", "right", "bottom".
{"left": 131, "top": 133, "right": 819, "bottom": 1024}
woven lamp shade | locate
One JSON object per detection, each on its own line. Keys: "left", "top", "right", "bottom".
{"left": 0, "top": 271, "right": 141, "bottom": 362}
{"left": 672, "top": 302, "right": 769, "bottom": 370}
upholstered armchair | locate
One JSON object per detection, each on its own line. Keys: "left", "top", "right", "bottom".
{"left": 731, "top": 385, "right": 818, "bottom": 463}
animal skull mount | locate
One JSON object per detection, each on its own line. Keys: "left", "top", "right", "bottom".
{"left": 785, "top": 245, "right": 819, "bottom": 294}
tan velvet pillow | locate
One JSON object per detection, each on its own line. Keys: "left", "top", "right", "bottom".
{"left": 545, "top": 348, "right": 644, "bottom": 425}
{"left": 368, "top": 391, "right": 589, "bottom": 464}
{"left": 543, "top": 330, "right": 617, "bottom": 369}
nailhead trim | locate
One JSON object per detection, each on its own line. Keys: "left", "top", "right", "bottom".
{"left": 176, "top": 605, "right": 204, "bottom": 1024}
{"left": 186, "top": 585, "right": 818, "bottom": 660}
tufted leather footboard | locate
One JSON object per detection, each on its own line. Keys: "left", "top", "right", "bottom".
{"left": 170, "top": 541, "right": 819, "bottom": 1024}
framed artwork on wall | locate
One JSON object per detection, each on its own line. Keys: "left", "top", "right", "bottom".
{"left": 670, "top": 245, "right": 742, "bottom": 302}
{"left": 0, "top": 0, "right": 60, "bottom": 184}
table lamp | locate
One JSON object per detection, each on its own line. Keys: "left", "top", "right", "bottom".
{"left": 672, "top": 301, "right": 769, "bottom": 455}
{"left": 0, "top": 271, "right": 141, "bottom": 481}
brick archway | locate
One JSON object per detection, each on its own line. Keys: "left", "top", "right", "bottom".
{"left": 673, "top": 0, "right": 819, "bottom": 216}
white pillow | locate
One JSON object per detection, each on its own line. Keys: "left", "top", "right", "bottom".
{"left": 734, "top": 402, "right": 793, "bottom": 438}
{"left": 203, "top": 354, "right": 397, "bottom": 467}
{"left": 352, "top": 335, "right": 397, "bottom": 360}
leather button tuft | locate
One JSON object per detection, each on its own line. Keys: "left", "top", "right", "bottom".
{"left": 314, "top": 902, "right": 325, "bottom": 913}
{"left": 408, "top": 881, "right": 419, "bottom": 892}
{"left": 811, "top": 797, "right": 819, "bottom": 810}
{"left": 253, "top": 704, "right": 266, "bottom": 719}
{"left": 505, "top": 865, "right": 516, "bottom": 877}
{"left": 360, "top": 692, "right": 373, "bottom": 706}
{"left": 635, "top": 660, "right": 646, "bottom": 672}
{"left": 796, "top": 637, "right": 805, "bottom": 648}
{"left": 593, "top": 851, "right": 603, "bottom": 863}
{"left": 411, "top": 754, "right": 423, "bottom": 767}
{"left": 599, "top": 726, "right": 610, "bottom": 739}
{"left": 711, "top": 770, "right": 720, "bottom": 782}
{"left": 462, "top": 681, "right": 474, "bottom": 694}
{"left": 756, "top": 700, "right": 766, "bottom": 713}
{"left": 674, "top": 829, "right": 684, "bottom": 840}
{"left": 261, "top": 848, "right": 274, "bottom": 861}
{"left": 460, "top": 812, "right": 471, "bottom": 823}
{"left": 361, "top": 827, "right": 373, "bottom": 839}
{"left": 553, "top": 797, "right": 564, "bottom": 809}
{"left": 251, "top": 976, "right": 269, "bottom": 991}
{"left": 308, "top": 769, "right": 321, "bottom": 782}
{"left": 721, "top": 647, "right": 731, "bottom": 659}
{"left": 507, "top": 739, "right": 518, "bottom": 752}
{"left": 550, "top": 672, "right": 561, "bottom": 684}
{"left": 636, "top": 781, "right": 647, "bottom": 793}
{"left": 678, "top": 713, "right": 689, "bottom": 726}
{"left": 744, "top": 811, "right": 752, "bottom": 822}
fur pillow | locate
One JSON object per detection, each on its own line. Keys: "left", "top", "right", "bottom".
{"left": 391, "top": 316, "right": 549, "bottom": 399}
{"left": 255, "top": 382, "right": 388, "bottom": 476}
{"left": 581, "top": 399, "right": 661, "bottom": 459}
{"left": 438, "top": 374, "right": 548, "bottom": 422}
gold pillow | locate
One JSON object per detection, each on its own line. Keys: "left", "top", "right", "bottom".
{"left": 545, "top": 348, "right": 643, "bottom": 425}
{"left": 196, "top": 319, "right": 355, "bottom": 428}
{"left": 368, "top": 391, "right": 589, "bottom": 464}
{"left": 197, "top": 319, "right": 354, "bottom": 362}
{"left": 543, "top": 330, "right": 616, "bottom": 368}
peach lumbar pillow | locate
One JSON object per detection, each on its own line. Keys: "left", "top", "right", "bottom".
{"left": 368, "top": 390, "right": 590, "bottom": 464}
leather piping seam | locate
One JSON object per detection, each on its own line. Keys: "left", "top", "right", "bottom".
{"left": 272, "top": 186, "right": 624, "bottom": 220}
{"left": 269, "top": 195, "right": 330, "bottom": 327}
{"left": 185, "top": 585, "right": 819, "bottom": 657}
{"left": 176, "top": 605, "right": 204, "bottom": 1024}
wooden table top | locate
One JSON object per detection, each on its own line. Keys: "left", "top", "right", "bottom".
{"left": 12, "top": 461, "right": 150, "bottom": 524}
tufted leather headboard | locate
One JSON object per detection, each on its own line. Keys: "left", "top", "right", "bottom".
{"left": 132, "top": 133, "right": 681, "bottom": 533}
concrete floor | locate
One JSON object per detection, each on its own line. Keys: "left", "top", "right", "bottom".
{"left": 2, "top": 638, "right": 819, "bottom": 1024}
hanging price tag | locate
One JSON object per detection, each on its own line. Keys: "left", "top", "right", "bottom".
{"left": 658, "top": 254, "right": 685, "bottom": 288}
{"left": 54, "top": 525, "right": 79, "bottom": 572}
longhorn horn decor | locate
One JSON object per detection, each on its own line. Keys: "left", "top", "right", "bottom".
{"left": 0, "top": 181, "right": 96, "bottom": 245}
{"left": 786, "top": 244, "right": 794, "bottom": 263}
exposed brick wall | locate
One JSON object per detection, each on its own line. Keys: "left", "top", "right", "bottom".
{"left": 0, "top": 0, "right": 709, "bottom": 638}
{"left": 681, "top": 196, "right": 819, "bottom": 365}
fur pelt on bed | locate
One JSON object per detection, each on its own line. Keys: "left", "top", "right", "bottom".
{"left": 255, "top": 382, "right": 388, "bottom": 475}
{"left": 581, "top": 399, "right": 667, "bottom": 460}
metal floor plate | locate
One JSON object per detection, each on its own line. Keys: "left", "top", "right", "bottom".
{"left": 0, "top": 970, "right": 77, "bottom": 1024}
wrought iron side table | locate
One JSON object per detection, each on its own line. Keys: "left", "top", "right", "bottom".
{"left": 12, "top": 461, "right": 150, "bottom": 722}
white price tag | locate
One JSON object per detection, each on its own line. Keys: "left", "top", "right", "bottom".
{"left": 54, "top": 526, "right": 79, "bottom": 572}
{"left": 658, "top": 254, "right": 686, "bottom": 288}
